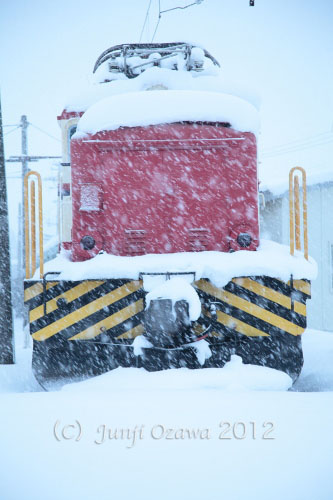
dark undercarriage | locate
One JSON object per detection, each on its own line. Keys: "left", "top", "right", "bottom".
{"left": 32, "top": 330, "right": 303, "bottom": 387}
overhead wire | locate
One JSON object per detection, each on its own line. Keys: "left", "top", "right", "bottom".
{"left": 261, "top": 139, "right": 333, "bottom": 157}
{"left": 29, "top": 122, "right": 61, "bottom": 142}
{"left": 151, "top": 0, "right": 203, "bottom": 42}
{"left": 151, "top": 0, "right": 161, "bottom": 42}
{"left": 261, "top": 141, "right": 333, "bottom": 158}
{"left": 4, "top": 126, "right": 20, "bottom": 136}
{"left": 261, "top": 132, "right": 333, "bottom": 158}
{"left": 4, "top": 120, "right": 61, "bottom": 142}
{"left": 139, "top": 0, "right": 153, "bottom": 42}
{"left": 262, "top": 131, "right": 333, "bottom": 154}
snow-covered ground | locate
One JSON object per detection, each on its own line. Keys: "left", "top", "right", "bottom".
{"left": 0, "top": 326, "right": 333, "bottom": 500}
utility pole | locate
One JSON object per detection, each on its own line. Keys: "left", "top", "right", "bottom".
{"left": 6, "top": 117, "right": 61, "bottom": 333}
{"left": 0, "top": 95, "right": 14, "bottom": 364}
{"left": 21, "top": 115, "right": 28, "bottom": 267}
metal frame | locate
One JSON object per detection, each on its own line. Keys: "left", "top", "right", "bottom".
{"left": 42, "top": 272, "right": 61, "bottom": 315}
{"left": 139, "top": 271, "right": 196, "bottom": 281}
{"left": 93, "top": 42, "right": 220, "bottom": 78}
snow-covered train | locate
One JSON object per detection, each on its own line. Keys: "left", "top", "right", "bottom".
{"left": 23, "top": 43, "right": 315, "bottom": 386}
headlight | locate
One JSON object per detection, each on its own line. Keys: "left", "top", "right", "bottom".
{"left": 80, "top": 235, "right": 96, "bottom": 250}
{"left": 237, "top": 232, "right": 252, "bottom": 248}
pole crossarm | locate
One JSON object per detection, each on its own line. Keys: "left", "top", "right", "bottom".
{"left": 6, "top": 155, "right": 61, "bottom": 162}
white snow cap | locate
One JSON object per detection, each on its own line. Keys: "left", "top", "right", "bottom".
{"left": 76, "top": 90, "right": 259, "bottom": 137}
{"left": 76, "top": 89, "right": 259, "bottom": 136}
{"left": 145, "top": 277, "right": 202, "bottom": 322}
{"left": 40, "top": 240, "right": 317, "bottom": 285}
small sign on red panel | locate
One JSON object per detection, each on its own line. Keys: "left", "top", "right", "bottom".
{"left": 79, "top": 183, "right": 103, "bottom": 212}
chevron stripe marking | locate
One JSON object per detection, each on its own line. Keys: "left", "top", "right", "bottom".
{"left": 69, "top": 300, "right": 144, "bottom": 340}
{"left": 29, "top": 281, "right": 104, "bottom": 322}
{"left": 196, "top": 280, "right": 304, "bottom": 336}
{"left": 24, "top": 282, "right": 58, "bottom": 302}
{"left": 216, "top": 309, "right": 269, "bottom": 337}
{"left": 289, "top": 279, "right": 311, "bottom": 296}
{"left": 232, "top": 277, "right": 306, "bottom": 316}
{"left": 233, "top": 277, "right": 290, "bottom": 308}
{"left": 294, "top": 301, "right": 306, "bottom": 316}
{"left": 32, "top": 280, "right": 142, "bottom": 341}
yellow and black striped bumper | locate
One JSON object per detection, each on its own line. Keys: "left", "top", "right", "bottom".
{"left": 24, "top": 275, "right": 310, "bottom": 343}
{"left": 24, "top": 279, "right": 145, "bottom": 342}
{"left": 24, "top": 274, "right": 310, "bottom": 382}
{"left": 195, "top": 276, "right": 310, "bottom": 338}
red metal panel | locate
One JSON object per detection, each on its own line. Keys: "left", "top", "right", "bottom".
{"left": 70, "top": 123, "right": 258, "bottom": 261}
{"left": 57, "top": 110, "right": 83, "bottom": 121}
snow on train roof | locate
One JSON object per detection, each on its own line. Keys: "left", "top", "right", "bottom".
{"left": 40, "top": 240, "right": 317, "bottom": 284}
{"left": 75, "top": 89, "right": 260, "bottom": 137}
{"left": 62, "top": 66, "right": 260, "bottom": 115}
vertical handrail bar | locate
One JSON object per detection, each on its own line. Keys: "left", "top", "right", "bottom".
{"left": 303, "top": 172, "right": 308, "bottom": 261}
{"left": 24, "top": 171, "right": 44, "bottom": 279}
{"left": 30, "top": 181, "right": 36, "bottom": 276}
{"left": 294, "top": 175, "right": 301, "bottom": 251}
{"left": 24, "top": 175, "right": 30, "bottom": 279}
{"left": 289, "top": 167, "right": 308, "bottom": 260}
{"left": 38, "top": 174, "right": 44, "bottom": 277}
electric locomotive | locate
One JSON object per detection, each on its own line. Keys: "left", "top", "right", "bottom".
{"left": 23, "top": 43, "right": 314, "bottom": 385}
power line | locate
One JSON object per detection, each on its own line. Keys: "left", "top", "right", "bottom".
{"left": 262, "top": 136, "right": 333, "bottom": 156}
{"left": 29, "top": 122, "right": 61, "bottom": 142}
{"left": 4, "top": 126, "right": 20, "bottom": 137}
{"left": 262, "top": 131, "right": 333, "bottom": 155}
{"left": 4, "top": 119, "right": 61, "bottom": 143}
{"left": 151, "top": 0, "right": 161, "bottom": 42}
{"left": 151, "top": 16, "right": 161, "bottom": 42}
{"left": 152, "top": 0, "right": 204, "bottom": 42}
{"left": 261, "top": 137, "right": 333, "bottom": 158}
{"left": 160, "top": 0, "right": 203, "bottom": 14}
{"left": 139, "top": 0, "right": 152, "bottom": 43}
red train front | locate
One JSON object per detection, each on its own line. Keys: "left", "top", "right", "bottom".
{"left": 57, "top": 43, "right": 260, "bottom": 261}
{"left": 70, "top": 121, "right": 258, "bottom": 261}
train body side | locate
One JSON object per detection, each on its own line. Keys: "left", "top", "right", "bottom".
{"left": 70, "top": 123, "right": 259, "bottom": 261}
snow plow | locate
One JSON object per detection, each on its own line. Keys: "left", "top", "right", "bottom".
{"left": 23, "top": 43, "right": 315, "bottom": 386}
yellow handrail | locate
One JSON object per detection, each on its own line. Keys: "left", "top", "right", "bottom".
{"left": 31, "top": 181, "right": 36, "bottom": 276}
{"left": 289, "top": 167, "right": 308, "bottom": 260}
{"left": 24, "top": 171, "right": 44, "bottom": 279}
{"left": 259, "top": 192, "right": 265, "bottom": 208}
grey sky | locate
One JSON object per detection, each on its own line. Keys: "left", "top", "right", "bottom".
{"left": 1, "top": 0, "right": 332, "bottom": 180}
